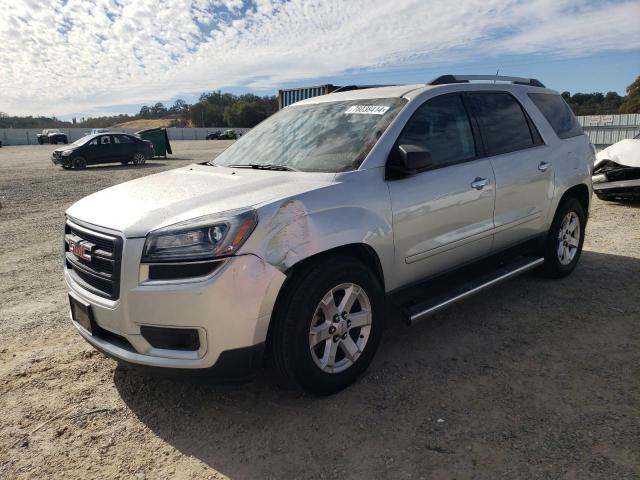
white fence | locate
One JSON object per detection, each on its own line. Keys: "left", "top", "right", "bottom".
{"left": 0, "top": 127, "right": 251, "bottom": 146}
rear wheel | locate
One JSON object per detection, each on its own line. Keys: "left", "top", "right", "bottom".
{"left": 542, "top": 197, "right": 586, "bottom": 278}
{"left": 269, "top": 256, "right": 383, "bottom": 395}
{"left": 72, "top": 156, "right": 87, "bottom": 170}
{"left": 132, "top": 152, "right": 146, "bottom": 165}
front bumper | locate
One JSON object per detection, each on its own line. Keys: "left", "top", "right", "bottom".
{"left": 593, "top": 178, "right": 640, "bottom": 198}
{"left": 52, "top": 154, "right": 70, "bottom": 166}
{"left": 66, "top": 239, "right": 287, "bottom": 376}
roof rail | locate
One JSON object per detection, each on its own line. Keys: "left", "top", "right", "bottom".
{"left": 332, "top": 84, "right": 400, "bottom": 93}
{"left": 428, "top": 75, "right": 545, "bottom": 88}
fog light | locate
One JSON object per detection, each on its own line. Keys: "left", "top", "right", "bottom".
{"left": 140, "top": 326, "right": 200, "bottom": 351}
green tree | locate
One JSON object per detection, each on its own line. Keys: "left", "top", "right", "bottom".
{"left": 620, "top": 76, "right": 640, "bottom": 114}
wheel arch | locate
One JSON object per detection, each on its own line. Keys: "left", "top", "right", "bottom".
{"left": 264, "top": 243, "right": 385, "bottom": 355}
{"left": 558, "top": 183, "right": 590, "bottom": 218}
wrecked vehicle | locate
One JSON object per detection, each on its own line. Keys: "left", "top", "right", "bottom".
{"left": 37, "top": 129, "right": 68, "bottom": 145}
{"left": 63, "top": 75, "right": 593, "bottom": 394}
{"left": 592, "top": 138, "right": 640, "bottom": 201}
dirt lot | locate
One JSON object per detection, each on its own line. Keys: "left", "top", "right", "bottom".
{"left": 1, "top": 141, "right": 639, "bottom": 479}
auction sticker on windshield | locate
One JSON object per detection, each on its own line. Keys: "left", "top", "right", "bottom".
{"left": 345, "top": 105, "right": 391, "bottom": 115}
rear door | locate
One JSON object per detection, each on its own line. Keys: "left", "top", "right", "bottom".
{"left": 387, "top": 94, "right": 496, "bottom": 287}
{"left": 113, "top": 134, "right": 134, "bottom": 161}
{"left": 468, "top": 92, "right": 553, "bottom": 251}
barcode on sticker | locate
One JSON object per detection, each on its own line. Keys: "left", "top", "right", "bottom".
{"left": 345, "top": 105, "right": 390, "bottom": 115}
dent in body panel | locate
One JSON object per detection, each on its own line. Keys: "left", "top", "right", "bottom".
{"left": 264, "top": 199, "right": 311, "bottom": 268}
{"left": 259, "top": 196, "right": 392, "bottom": 275}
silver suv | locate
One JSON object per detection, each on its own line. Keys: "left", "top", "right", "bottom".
{"left": 64, "top": 75, "right": 593, "bottom": 394}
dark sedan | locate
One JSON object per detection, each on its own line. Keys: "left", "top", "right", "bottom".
{"left": 52, "top": 133, "right": 154, "bottom": 169}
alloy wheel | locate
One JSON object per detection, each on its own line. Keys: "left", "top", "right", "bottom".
{"left": 308, "top": 283, "right": 372, "bottom": 374}
{"left": 557, "top": 211, "right": 580, "bottom": 265}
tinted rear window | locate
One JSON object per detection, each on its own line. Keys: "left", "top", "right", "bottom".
{"left": 469, "top": 93, "right": 534, "bottom": 156}
{"left": 528, "top": 93, "right": 583, "bottom": 139}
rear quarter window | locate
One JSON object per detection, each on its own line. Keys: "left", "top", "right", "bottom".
{"left": 528, "top": 93, "right": 583, "bottom": 140}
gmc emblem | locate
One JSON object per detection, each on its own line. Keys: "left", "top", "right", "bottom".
{"left": 68, "top": 236, "right": 95, "bottom": 261}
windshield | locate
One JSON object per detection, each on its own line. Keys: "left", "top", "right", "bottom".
{"left": 211, "top": 98, "right": 406, "bottom": 172}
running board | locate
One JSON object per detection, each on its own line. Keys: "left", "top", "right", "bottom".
{"left": 403, "top": 257, "right": 544, "bottom": 325}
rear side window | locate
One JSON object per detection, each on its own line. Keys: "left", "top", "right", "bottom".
{"left": 114, "top": 135, "right": 133, "bottom": 144}
{"left": 528, "top": 93, "right": 583, "bottom": 139}
{"left": 397, "top": 95, "right": 476, "bottom": 168}
{"left": 469, "top": 93, "right": 534, "bottom": 156}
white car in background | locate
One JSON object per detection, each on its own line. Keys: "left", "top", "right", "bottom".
{"left": 592, "top": 138, "right": 640, "bottom": 201}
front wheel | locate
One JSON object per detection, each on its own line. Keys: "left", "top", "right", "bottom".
{"left": 542, "top": 197, "right": 586, "bottom": 278}
{"left": 72, "top": 156, "right": 87, "bottom": 170}
{"left": 269, "top": 257, "right": 383, "bottom": 395}
{"left": 132, "top": 152, "right": 146, "bottom": 165}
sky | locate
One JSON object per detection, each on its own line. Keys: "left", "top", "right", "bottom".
{"left": 1, "top": 0, "right": 639, "bottom": 120}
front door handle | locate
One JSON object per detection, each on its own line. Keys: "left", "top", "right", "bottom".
{"left": 471, "top": 177, "right": 490, "bottom": 190}
{"left": 538, "top": 161, "right": 551, "bottom": 172}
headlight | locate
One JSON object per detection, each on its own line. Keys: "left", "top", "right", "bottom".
{"left": 142, "top": 208, "right": 258, "bottom": 262}
{"left": 61, "top": 150, "right": 74, "bottom": 156}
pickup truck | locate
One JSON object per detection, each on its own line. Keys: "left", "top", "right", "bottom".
{"left": 63, "top": 74, "right": 593, "bottom": 394}
{"left": 37, "top": 129, "right": 68, "bottom": 145}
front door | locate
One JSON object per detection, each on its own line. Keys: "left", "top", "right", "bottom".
{"left": 94, "top": 134, "right": 117, "bottom": 164}
{"left": 387, "top": 94, "right": 496, "bottom": 289}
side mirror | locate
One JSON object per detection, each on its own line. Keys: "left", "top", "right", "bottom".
{"left": 397, "top": 144, "right": 432, "bottom": 173}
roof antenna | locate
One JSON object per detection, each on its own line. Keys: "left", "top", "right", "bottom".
{"left": 494, "top": 68, "right": 500, "bottom": 83}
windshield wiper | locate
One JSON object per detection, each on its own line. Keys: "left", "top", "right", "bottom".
{"left": 227, "top": 163, "right": 299, "bottom": 172}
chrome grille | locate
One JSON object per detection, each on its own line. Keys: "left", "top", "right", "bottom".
{"left": 65, "top": 219, "right": 122, "bottom": 299}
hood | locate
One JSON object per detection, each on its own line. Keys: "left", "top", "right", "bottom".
{"left": 66, "top": 164, "right": 336, "bottom": 237}
{"left": 54, "top": 144, "right": 77, "bottom": 153}
{"left": 595, "top": 139, "right": 640, "bottom": 168}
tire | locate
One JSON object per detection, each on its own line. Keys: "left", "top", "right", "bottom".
{"left": 38, "top": 138, "right": 44, "bottom": 145}
{"left": 72, "top": 156, "right": 87, "bottom": 170}
{"left": 64, "top": 139, "right": 68, "bottom": 144}
{"left": 542, "top": 197, "right": 586, "bottom": 278}
{"left": 132, "top": 152, "right": 146, "bottom": 165}
{"left": 51, "top": 139, "right": 57, "bottom": 145}
{"left": 269, "top": 256, "right": 384, "bottom": 395}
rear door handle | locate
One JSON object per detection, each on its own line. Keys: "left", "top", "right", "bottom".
{"left": 471, "top": 177, "right": 490, "bottom": 190}
{"left": 538, "top": 161, "right": 551, "bottom": 172}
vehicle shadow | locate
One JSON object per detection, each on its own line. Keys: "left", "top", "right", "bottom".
{"left": 113, "top": 250, "right": 640, "bottom": 478}
{"left": 598, "top": 198, "right": 640, "bottom": 209}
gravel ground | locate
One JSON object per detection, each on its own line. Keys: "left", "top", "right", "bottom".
{"left": 1, "top": 141, "right": 639, "bottom": 479}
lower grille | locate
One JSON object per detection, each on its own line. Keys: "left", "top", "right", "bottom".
{"left": 65, "top": 219, "right": 122, "bottom": 299}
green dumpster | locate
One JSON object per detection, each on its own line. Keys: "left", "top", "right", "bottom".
{"left": 136, "top": 128, "right": 173, "bottom": 158}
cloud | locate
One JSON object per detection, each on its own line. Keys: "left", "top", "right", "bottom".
{"left": 0, "top": 0, "right": 638, "bottom": 116}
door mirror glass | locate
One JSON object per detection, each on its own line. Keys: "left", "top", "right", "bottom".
{"left": 398, "top": 144, "right": 432, "bottom": 172}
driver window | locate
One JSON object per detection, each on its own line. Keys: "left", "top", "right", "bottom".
{"left": 100, "top": 136, "right": 111, "bottom": 145}
{"left": 398, "top": 95, "right": 476, "bottom": 168}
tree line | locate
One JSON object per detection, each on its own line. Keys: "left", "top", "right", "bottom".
{"left": 1, "top": 75, "right": 638, "bottom": 129}
{"left": 136, "top": 91, "right": 278, "bottom": 128}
